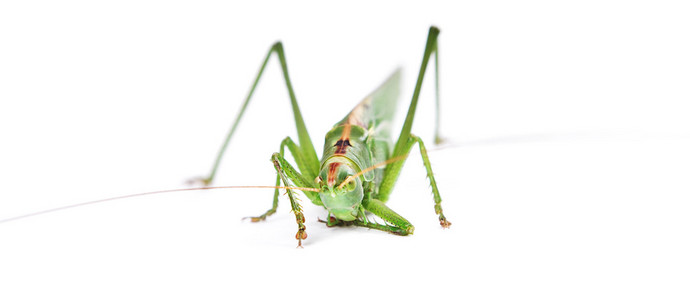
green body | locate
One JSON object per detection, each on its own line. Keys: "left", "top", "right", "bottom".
{"left": 199, "top": 27, "right": 450, "bottom": 247}
{"left": 315, "top": 71, "right": 400, "bottom": 221}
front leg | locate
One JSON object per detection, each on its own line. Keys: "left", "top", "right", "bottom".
{"left": 361, "top": 197, "right": 415, "bottom": 235}
{"left": 270, "top": 152, "right": 315, "bottom": 247}
{"left": 320, "top": 215, "right": 412, "bottom": 236}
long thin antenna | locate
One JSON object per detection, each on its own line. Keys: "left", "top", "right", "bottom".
{"left": 1, "top": 148, "right": 452, "bottom": 225}
{"left": 338, "top": 154, "right": 409, "bottom": 189}
{"left": 0, "top": 185, "right": 319, "bottom": 224}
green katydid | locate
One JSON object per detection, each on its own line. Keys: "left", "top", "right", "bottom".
{"left": 193, "top": 26, "right": 451, "bottom": 247}
{"left": 0, "top": 27, "right": 451, "bottom": 248}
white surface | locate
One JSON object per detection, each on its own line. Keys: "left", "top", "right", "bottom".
{"left": 1, "top": 1, "right": 689, "bottom": 299}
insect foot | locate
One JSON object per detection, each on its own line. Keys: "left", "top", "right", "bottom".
{"left": 243, "top": 215, "right": 266, "bottom": 222}
{"left": 440, "top": 217, "right": 452, "bottom": 229}
{"left": 434, "top": 136, "right": 446, "bottom": 145}
{"left": 295, "top": 228, "right": 308, "bottom": 248}
{"left": 185, "top": 176, "right": 212, "bottom": 187}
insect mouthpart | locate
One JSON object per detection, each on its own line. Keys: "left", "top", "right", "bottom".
{"left": 318, "top": 175, "right": 364, "bottom": 221}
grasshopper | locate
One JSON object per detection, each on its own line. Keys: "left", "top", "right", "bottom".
{"left": 193, "top": 26, "right": 451, "bottom": 247}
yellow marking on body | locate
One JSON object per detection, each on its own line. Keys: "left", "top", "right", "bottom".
{"left": 340, "top": 124, "right": 351, "bottom": 141}
{"left": 333, "top": 96, "right": 372, "bottom": 156}
{"left": 335, "top": 111, "right": 355, "bottom": 155}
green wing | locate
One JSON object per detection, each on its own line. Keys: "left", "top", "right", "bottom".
{"left": 337, "top": 69, "right": 402, "bottom": 138}
{"left": 330, "top": 69, "right": 402, "bottom": 182}
{"left": 366, "top": 68, "right": 402, "bottom": 128}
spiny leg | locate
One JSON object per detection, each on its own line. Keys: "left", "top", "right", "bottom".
{"left": 195, "top": 42, "right": 320, "bottom": 186}
{"left": 375, "top": 26, "right": 450, "bottom": 228}
{"left": 360, "top": 182, "right": 414, "bottom": 235}
{"left": 270, "top": 151, "right": 318, "bottom": 247}
{"left": 361, "top": 197, "right": 415, "bottom": 235}
{"left": 378, "top": 134, "right": 450, "bottom": 228}
{"left": 319, "top": 216, "right": 412, "bottom": 236}
{"left": 412, "top": 134, "right": 450, "bottom": 227}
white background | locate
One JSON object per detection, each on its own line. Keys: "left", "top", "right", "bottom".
{"left": 1, "top": 0, "right": 689, "bottom": 299}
